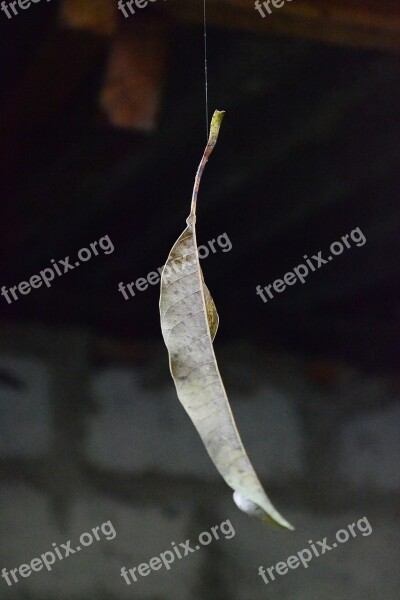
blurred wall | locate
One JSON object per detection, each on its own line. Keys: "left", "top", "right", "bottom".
{"left": 0, "top": 327, "right": 398, "bottom": 599}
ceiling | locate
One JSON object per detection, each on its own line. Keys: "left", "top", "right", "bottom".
{"left": 1, "top": 0, "right": 399, "bottom": 372}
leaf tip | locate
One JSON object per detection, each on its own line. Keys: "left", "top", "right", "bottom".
{"left": 233, "top": 491, "right": 294, "bottom": 532}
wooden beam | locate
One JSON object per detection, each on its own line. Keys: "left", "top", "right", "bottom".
{"left": 170, "top": 0, "right": 400, "bottom": 52}
{"left": 58, "top": 0, "right": 400, "bottom": 52}
{"left": 60, "top": 0, "right": 118, "bottom": 35}
{"left": 100, "top": 16, "right": 170, "bottom": 131}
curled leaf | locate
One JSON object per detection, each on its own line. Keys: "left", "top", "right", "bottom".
{"left": 159, "top": 110, "right": 293, "bottom": 531}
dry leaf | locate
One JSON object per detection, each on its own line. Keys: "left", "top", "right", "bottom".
{"left": 159, "top": 111, "right": 293, "bottom": 530}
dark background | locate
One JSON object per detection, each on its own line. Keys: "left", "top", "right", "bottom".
{"left": 0, "top": 1, "right": 399, "bottom": 599}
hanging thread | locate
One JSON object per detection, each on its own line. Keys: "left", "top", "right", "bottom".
{"left": 203, "top": 0, "right": 209, "bottom": 139}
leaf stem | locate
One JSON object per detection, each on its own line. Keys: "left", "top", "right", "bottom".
{"left": 188, "top": 110, "right": 225, "bottom": 223}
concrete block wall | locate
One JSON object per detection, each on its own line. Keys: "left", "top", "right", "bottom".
{"left": 0, "top": 329, "right": 398, "bottom": 599}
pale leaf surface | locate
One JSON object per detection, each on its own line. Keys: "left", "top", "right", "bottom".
{"left": 159, "top": 111, "right": 293, "bottom": 530}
